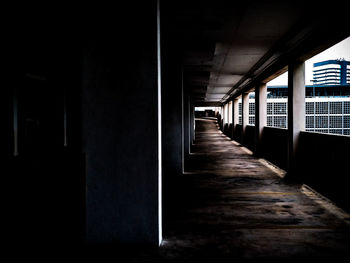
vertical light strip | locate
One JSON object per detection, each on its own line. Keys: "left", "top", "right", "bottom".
{"left": 13, "top": 89, "right": 19, "bottom": 156}
{"left": 188, "top": 98, "right": 191, "bottom": 153}
{"left": 157, "top": 0, "right": 162, "bottom": 246}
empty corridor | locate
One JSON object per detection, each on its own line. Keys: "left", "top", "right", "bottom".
{"left": 160, "top": 118, "right": 350, "bottom": 260}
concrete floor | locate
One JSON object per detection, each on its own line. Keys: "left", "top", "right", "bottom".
{"left": 159, "top": 118, "right": 350, "bottom": 261}
{"left": 86, "top": 118, "right": 350, "bottom": 261}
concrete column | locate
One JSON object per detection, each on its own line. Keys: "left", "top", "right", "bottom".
{"left": 82, "top": 1, "right": 161, "bottom": 245}
{"left": 190, "top": 102, "right": 195, "bottom": 146}
{"left": 255, "top": 84, "right": 267, "bottom": 156}
{"left": 233, "top": 98, "right": 239, "bottom": 138}
{"left": 228, "top": 101, "right": 233, "bottom": 139}
{"left": 220, "top": 105, "right": 224, "bottom": 131}
{"left": 287, "top": 61, "right": 305, "bottom": 177}
{"left": 161, "top": 49, "right": 182, "bottom": 179}
{"left": 242, "top": 92, "right": 249, "bottom": 144}
{"left": 230, "top": 100, "right": 234, "bottom": 138}
{"left": 181, "top": 70, "right": 185, "bottom": 173}
{"left": 161, "top": 39, "right": 183, "bottom": 226}
{"left": 228, "top": 101, "right": 232, "bottom": 124}
{"left": 183, "top": 92, "right": 190, "bottom": 158}
{"left": 13, "top": 87, "right": 19, "bottom": 156}
{"left": 216, "top": 106, "right": 220, "bottom": 125}
{"left": 224, "top": 103, "right": 229, "bottom": 135}
{"left": 221, "top": 105, "right": 226, "bottom": 125}
{"left": 226, "top": 103, "right": 229, "bottom": 124}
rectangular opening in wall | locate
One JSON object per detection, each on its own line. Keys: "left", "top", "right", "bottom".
{"left": 304, "top": 37, "right": 350, "bottom": 136}
{"left": 238, "top": 96, "right": 242, "bottom": 125}
{"left": 266, "top": 71, "right": 288, "bottom": 129}
{"left": 237, "top": 92, "right": 256, "bottom": 126}
{"left": 195, "top": 107, "right": 217, "bottom": 118}
{"left": 228, "top": 101, "right": 233, "bottom": 124}
{"left": 248, "top": 92, "right": 255, "bottom": 126}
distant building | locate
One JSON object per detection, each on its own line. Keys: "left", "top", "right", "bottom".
{"left": 262, "top": 59, "right": 350, "bottom": 97}
{"left": 312, "top": 59, "right": 350, "bottom": 86}
{"left": 266, "top": 84, "right": 350, "bottom": 98}
{"left": 239, "top": 60, "right": 350, "bottom": 135}
{"left": 238, "top": 98, "right": 350, "bottom": 135}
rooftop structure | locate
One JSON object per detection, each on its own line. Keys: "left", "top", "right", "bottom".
{"left": 266, "top": 85, "right": 350, "bottom": 98}
{"left": 312, "top": 59, "right": 350, "bottom": 86}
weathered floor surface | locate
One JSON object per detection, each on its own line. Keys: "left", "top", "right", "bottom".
{"left": 88, "top": 118, "right": 350, "bottom": 261}
{"left": 159, "top": 118, "right": 350, "bottom": 261}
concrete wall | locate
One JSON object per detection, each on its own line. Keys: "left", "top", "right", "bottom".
{"left": 160, "top": 19, "right": 184, "bottom": 221}
{"left": 6, "top": 31, "right": 84, "bottom": 245}
{"left": 232, "top": 124, "right": 288, "bottom": 170}
{"left": 260, "top": 127, "right": 289, "bottom": 171}
{"left": 229, "top": 124, "right": 288, "bottom": 170}
{"left": 161, "top": 51, "right": 182, "bottom": 178}
{"left": 223, "top": 123, "right": 229, "bottom": 136}
{"left": 7, "top": 2, "right": 161, "bottom": 246}
{"left": 297, "top": 132, "right": 350, "bottom": 212}
{"left": 233, "top": 124, "right": 243, "bottom": 143}
{"left": 228, "top": 124, "right": 233, "bottom": 139}
{"left": 243, "top": 125, "right": 255, "bottom": 152}
{"left": 235, "top": 124, "right": 350, "bottom": 213}
{"left": 82, "top": 2, "right": 160, "bottom": 244}
{"left": 218, "top": 114, "right": 223, "bottom": 130}
{"left": 183, "top": 85, "right": 190, "bottom": 164}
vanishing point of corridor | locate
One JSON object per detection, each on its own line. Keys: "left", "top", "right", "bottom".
{"left": 159, "top": 118, "right": 350, "bottom": 260}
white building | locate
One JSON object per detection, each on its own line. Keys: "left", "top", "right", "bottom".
{"left": 237, "top": 97, "right": 350, "bottom": 136}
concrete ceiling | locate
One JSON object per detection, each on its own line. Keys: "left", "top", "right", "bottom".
{"left": 163, "top": 0, "right": 349, "bottom": 106}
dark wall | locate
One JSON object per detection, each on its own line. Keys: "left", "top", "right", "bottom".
{"left": 223, "top": 123, "right": 229, "bottom": 136}
{"left": 161, "top": 56, "right": 182, "bottom": 180}
{"left": 7, "top": 25, "right": 84, "bottom": 246}
{"left": 228, "top": 123, "right": 233, "bottom": 139}
{"left": 233, "top": 125, "right": 288, "bottom": 170}
{"left": 243, "top": 126, "right": 255, "bottom": 152}
{"left": 233, "top": 124, "right": 243, "bottom": 143}
{"left": 82, "top": 2, "right": 160, "bottom": 244}
{"left": 234, "top": 124, "right": 350, "bottom": 213}
{"left": 217, "top": 115, "right": 223, "bottom": 130}
{"left": 6, "top": 2, "right": 161, "bottom": 246}
{"left": 297, "top": 132, "right": 350, "bottom": 212}
{"left": 260, "top": 127, "right": 288, "bottom": 170}
{"left": 161, "top": 18, "right": 184, "bottom": 223}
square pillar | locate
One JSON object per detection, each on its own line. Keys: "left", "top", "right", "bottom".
{"left": 233, "top": 98, "right": 239, "bottom": 139}
{"left": 181, "top": 70, "right": 185, "bottom": 173}
{"left": 230, "top": 99, "right": 234, "bottom": 139}
{"left": 224, "top": 103, "right": 229, "bottom": 135}
{"left": 287, "top": 61, "right": 305, "bottom": 177}
{"left": 242, "top": 92, "right": 249, "bottom": 144}
{"left": 255, "top": 83, "right": 267, "bottom": 156}
{"left": 221, "top": 105, "right": 224, "bottom": 122}
{"left": 161, "top": 50, "right": 183, "bottom": 179}
{"left": 228, "top": 100, "right": 233, "bottom": 139}
{"left": 228, "top": 101, "right": 232, "bottom": 124}
{"left": 190, "top": 102, "right": 195, "bottom": 146}
{"left": 83, "top": 0, "right": 161, "bottom": 245}
{"left": 217, "top": 106, "right": 221, "bottom": 126}
{"left": 225, "top": 103, "right": 229, "bottom": 124}
{"left": 183, "top": 94, "right": 190, "bottom": 157}
{"left": 222, "top": 104, "right": 226, "bottom": 124}
{"left": 220, "top": 105, "right": 224, "bottom": 131}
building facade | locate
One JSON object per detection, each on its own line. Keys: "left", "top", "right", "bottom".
{"left": 312, "top": 59, "right": 350, "bottom": 86}
{"left": 238, "top": 97, "right": 350, "bottom": 136}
